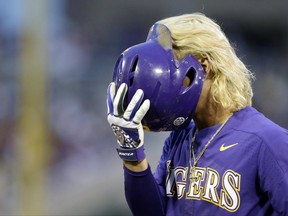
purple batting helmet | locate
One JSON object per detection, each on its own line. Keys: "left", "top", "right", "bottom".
{"left": 112, "top": 23, "right": 205, "bottom": 131}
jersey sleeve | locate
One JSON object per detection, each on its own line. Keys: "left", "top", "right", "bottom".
{"left": 124, "top": 165, "right": 166, "bottom": 216}
{"left": 123, "top": 131, "right": 176, "bottom": 216}
{"left": 258, "top": 128, "right": 288, "bottom": 215}
{"left": 123, "top": 122, "right": 194, "bottom": 216}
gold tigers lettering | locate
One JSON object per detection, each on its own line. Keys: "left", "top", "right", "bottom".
{"left": 166, "top": 160, "right": 241, "bottom": 212}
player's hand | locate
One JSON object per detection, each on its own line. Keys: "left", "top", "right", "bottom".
{"left": 107, "top": 82, "right": 150, "bottom": 161}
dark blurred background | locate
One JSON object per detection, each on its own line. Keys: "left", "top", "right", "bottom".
{"left": 0, "top": 0, "right": 287, "bottom": 215}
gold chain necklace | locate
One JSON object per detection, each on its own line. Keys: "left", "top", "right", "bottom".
{"left": 190, "top": 114, "right": 232, "bottom": 181}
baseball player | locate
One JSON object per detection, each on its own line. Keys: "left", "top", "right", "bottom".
{"left": 107, "top": 13, "right": 288, "bottom": 215}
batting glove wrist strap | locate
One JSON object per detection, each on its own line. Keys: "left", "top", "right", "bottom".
{"left": 116, "top": 145, "right": 145, "bottom": 161}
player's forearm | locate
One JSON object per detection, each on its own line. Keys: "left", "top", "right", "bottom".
{"left": 123, "top": 158, "right": 148, "bottom": 172}
{"left": 124, "top": 165, "right": 166, "bottom": 216}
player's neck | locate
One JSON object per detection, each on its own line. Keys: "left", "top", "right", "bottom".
{"left": 193, "top": 104, "right": 232, "bottom": 130}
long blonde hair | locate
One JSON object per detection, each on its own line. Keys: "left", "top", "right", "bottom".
{"left": 157, "top": 13, "right": 254, "bottom": 112}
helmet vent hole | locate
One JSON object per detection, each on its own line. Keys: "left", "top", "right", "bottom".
{"left": 131, "top": 56, "right": 138, "bottom": 72}
{"left": 129, "top": 56, "right": 138, "bottom": 86}
{"left": 129, "top": 77, "right": 134, "bottom": 86}
{"left": 183, "top": 68, "right": 195, "bottom": 87}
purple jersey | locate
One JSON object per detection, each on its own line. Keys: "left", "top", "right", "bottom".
{"left": 124, "top": 106, "right": 288, "bottom": 215}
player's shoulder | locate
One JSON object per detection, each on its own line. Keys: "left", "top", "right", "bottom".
{"left": 231, "top": 106, "right": 288, "bottom": 143}
{"left": 236, "top": 107, "right": 288, "bottom": 178}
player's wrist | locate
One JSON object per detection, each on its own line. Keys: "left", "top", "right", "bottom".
{"left": 123, "top": 157, "right": 148, "bottom": 172}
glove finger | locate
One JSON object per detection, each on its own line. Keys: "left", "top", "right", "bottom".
{"left": 107, "top": 82, "right": 116, "bottom": 114}
{"left": 123, "top": 89, "right": 144, "bottom": 121}
{"left": 113, "top": 83, "right": 127, "bottom": 116}
{"left": 133, "top": 99, "right": 150, "bottom": 124}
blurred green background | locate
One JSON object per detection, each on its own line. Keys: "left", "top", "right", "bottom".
{"left": 0, "top": 0, "right": 287, "bottom": 215}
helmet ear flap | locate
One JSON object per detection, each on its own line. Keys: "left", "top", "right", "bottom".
{"left": 147, "top": 24, "right": 173, "bottom": 51}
